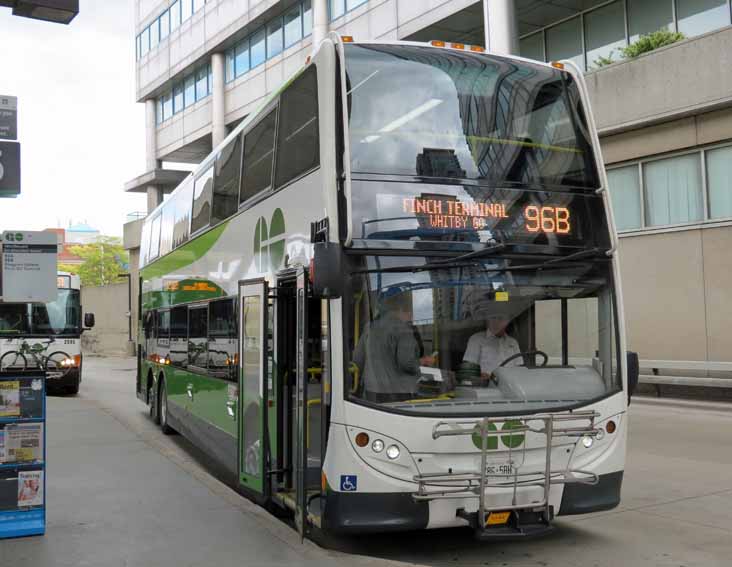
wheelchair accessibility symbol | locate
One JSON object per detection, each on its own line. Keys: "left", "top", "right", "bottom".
{"left": 340, "top": 475, "right": 357, "bottom": 492}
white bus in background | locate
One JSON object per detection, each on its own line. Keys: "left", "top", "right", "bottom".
{"left": 0, "top": 272, "right": 95, "bottom": 394}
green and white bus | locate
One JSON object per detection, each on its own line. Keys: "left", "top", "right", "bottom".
{"left": 137, "top": 35, "right": 637, "bottom": 539}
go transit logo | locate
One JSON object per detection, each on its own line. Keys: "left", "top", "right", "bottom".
{"left": 472, "top": 420, "right": 525, "bottom": 450}
{"left": 253, "top": 208, "right": 286, "bottom": 272}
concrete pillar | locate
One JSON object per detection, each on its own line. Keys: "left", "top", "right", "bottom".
{"left": 144, "top": 98, "right": 163, "bottom": 213}
{"left": 211, "top": 52, "right": 226, "bottom": 148}
{"left": 483, "top": 0, "right": 519, "bottom": 56}
{"left": 312, "top": 0, "right": 328, "bottom": 52}
{"left": 146, "top": 186, "right": 163, "bottom": 211}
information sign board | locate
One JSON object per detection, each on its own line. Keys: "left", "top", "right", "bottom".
{"left": 0, "top": 96, "right": 17, "bottom": 141}
{"left": 0, "top": 141, "right": 21, "bottom": 197}
{"left": 1, "top": 231, "right": 58, "bottom": 303}
{"left": 0, "top": 372, "right": 45, "bottom": 539}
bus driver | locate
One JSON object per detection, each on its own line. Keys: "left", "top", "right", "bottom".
{"left": 463, "top": 313, "right": 521, "bottom": 381}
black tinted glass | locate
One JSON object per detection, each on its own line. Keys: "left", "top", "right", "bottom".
{"left": 170, "top": 306, "right": 188, "bottom": 338}
{"left": 209, "top": 299, "right": 236, "bottom": 338}
{"left": 275, "top": 67, "right": 319, "bottom": 188}
{"left": 241, "top": 109, "right": 277, "bottom": 203}
{"left": 212, "top": 136, "right": 242, "bottom": 224}
{"left": 191, "top": 166, "right": 214, "bottom": 233}
{"left": 188, "top": 307, "right": 208, "bottom": 338}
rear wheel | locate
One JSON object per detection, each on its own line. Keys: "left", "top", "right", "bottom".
{"left": 0, "top": 351, "right": 27, "bottom": 371}
{"left": 159, "top": 378, "right": 175, "bottom": 435}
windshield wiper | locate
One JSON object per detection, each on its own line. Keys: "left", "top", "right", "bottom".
{"left": 508, "top": 247, "right": 612, "bottom": 271}
{"left": 420, "top": 242, "right": 506, "bottom": 269}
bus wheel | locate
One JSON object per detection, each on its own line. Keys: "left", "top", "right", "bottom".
{"left": 159, "top": 378, "right": 175, "bottom": 435}
{"left": 149, "top": 372, "right": 160, "bottom": 425}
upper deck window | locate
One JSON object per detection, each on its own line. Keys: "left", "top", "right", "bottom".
{"left": 240, "top": 109, "right": 277, "bottom": 203}
{"left": 344, "top": 44, "right": 599, "bottom": 190}
{"left": 191, "top": 166, "right": 214, "bottom": 234}
{"left": 275, "top": 67, "right": 319, "bottom": 188}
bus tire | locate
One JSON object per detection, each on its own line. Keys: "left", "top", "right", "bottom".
{"left": 0, "top": 351, "right": 27, "bottom": 372}
{"left": 159, "top": 377, "right": 175, "bottom": 435}
{"left": 149, "top": 372, "right": 160, "bottom": 424}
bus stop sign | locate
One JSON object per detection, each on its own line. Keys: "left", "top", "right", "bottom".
{"left": 1, "top": 231, "right": 58, "bottom": 303}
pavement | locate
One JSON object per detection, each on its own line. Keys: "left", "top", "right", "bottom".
{"left": 1, "top": 356, "right": 732, "bottom": 566}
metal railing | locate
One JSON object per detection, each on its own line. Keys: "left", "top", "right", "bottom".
{"left": 413, "top": 411, "right": 601, "bottom": 529}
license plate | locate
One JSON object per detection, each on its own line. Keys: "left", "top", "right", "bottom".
{"left": 485, "top": 462, "right": 516, "bottom": 477}
{"left": 486, "top": 511, "right": 512, "bottom": 526}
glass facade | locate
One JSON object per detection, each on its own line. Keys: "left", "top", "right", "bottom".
{"left": 137, "top": 1, "right": 207, "bottom": 60}
{"left": 158, "top": 62, "right": 212, "bottom": 123}
{"left": 520, "top": 0, "right": 732, "bottom": 69}
{"left": 267, "top": 18, "right": 284, "bottom": 58}
{"left": 329, "top": 0, "right": 368, "bottom": 20}
{"left": 607, "top": 144, "right": 732, "bottom": 232}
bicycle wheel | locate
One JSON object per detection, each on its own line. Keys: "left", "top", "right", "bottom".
{"left": 46, "top": 351, "right": 72, "bottom": 376}
{"left": 0, "top": 351, "right": 27, "bottom": 371}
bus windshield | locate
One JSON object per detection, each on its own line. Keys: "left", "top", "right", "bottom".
{"left": 346, "top": 255, "right": 620, "bottom": 415}
{"left": 0, "top": 290, "right": 81, "bottom": 336}
{"left": 345, "top": 44, "right": 599, "bottom": 188}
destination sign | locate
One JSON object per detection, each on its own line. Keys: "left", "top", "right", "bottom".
{"left": 401, "top": 196, "right": 572, "bottom": 235}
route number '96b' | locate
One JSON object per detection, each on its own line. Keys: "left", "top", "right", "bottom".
{"left": 524, "top": 206, "right": 571, "bottom": 234}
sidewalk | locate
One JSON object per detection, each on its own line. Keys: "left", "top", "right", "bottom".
{"left": 0, "top": 357, "right": 399, "bottom": 567}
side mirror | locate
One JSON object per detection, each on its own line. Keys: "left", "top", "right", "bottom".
{"left": 84, "top": 313, "right": 96, "bottom": 329}
{"left": 311, "top": 242, "right": 343, "bottom": 299}
{"left": 626, "top": 351, "right": 639, "bottom": 403}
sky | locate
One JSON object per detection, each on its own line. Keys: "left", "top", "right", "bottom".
{"left": 0, "top": 0, "right": 147, "bottom": 237}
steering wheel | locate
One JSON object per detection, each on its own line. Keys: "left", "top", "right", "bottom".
{"left": 487, "top": 350, "right": 549, "bottom": 387}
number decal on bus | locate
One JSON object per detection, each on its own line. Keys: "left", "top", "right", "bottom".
{"left": 524, "top": 206, "right": 571, "bottom": 235}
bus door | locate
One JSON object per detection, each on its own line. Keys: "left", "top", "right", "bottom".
{"left": 238, "top": 279, "right": 269, "bottom": 498}
{"left": 294, "top": 269, "right": 308, "bottom": 536}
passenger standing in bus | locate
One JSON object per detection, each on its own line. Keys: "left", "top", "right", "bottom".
{"left": 463, "top": 313, "right": 521, "bottom": 381}
{"left": 353, "top": 289, "right": 436, "bottom": 403}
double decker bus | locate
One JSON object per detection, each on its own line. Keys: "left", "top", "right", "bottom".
{"left": 137, "top": 35, "right": 637, "bottom": 539}
{"left": 0, "top": 272, "right": 92, "bottom": 394}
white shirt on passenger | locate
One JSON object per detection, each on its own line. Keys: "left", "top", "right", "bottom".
{"left": 463, "top": 330, "right": 521, "bottom": 375}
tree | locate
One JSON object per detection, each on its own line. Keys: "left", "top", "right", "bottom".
{"left": 59, "top": 236, "right": 129, "bottom": 287}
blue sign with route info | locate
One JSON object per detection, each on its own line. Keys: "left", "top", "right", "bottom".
{"left": 0, "top": 372, "right": 46, "bottom": 539}
{"left": 340, "top": 475, "right": 357, "bottom": 492}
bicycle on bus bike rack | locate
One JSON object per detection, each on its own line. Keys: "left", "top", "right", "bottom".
{"left": 0, "top": 338, "right": 73, "bottom": 378}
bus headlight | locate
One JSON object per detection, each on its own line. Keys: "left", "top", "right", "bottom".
{"left": 61, "top": 358, "right": 75, "bottom": 367}
{"left": 582, "top": 436, "right": 594, "bottom": 449}
{"left": 386, "top": 445, "right": 401, "bottom": 460}
{"left": 371, "top": 439, "right": 384, "bottom": 453}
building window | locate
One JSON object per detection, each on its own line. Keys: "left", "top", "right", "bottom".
{"left": 284, "top": 4, "right": 302, "bottom": 47}
{"left": 208, "top": 64, "right": 213, "bottom": 94}
{"left": 585, "top": 1, "right": 626, "bottom": 70}
{"left": 329, "top": 0, "right": 345, "bottom": 20}
{"left": 706, "top": 146, "right": 732, "bottom": 220}
{"left": 275, "top": 67, "right": 319, "bottom": 188}
{"left": 607, "top": 166, "right": 642, "bottom": 230}
{"left": 519, "top": 32, "right": 544, "bottom": 62}
{"left": 193, "top": 0, "right": 205, "bottom": 13}
{"left": 141, "top": 27, "right": 150, "bottom": 57}
{"left": 184, "top": 74, "right": 196, "bottom": 107}
{"left": 267, "top": 17, "right": 284, "bottom": 58}
{"left": 241, "top": 109, "right": 277, "bottom": 203}
{"left": 346, "top": 0, "right": 367, "bottom": 10}
{"left": 628, "top": 0, "right": 673, "bottom": 42}
{"left": 643, "top": 153, "right": 703, "bottom": 227}
{"left": 162, "top": 92, "right": 173, "bottom": 121}
{"left": 250, "top": 28, "right": 266, "bottom": 68}
{"left": 156, "top": 98, "right": 164, "bottom": 125}
{"left": 150, "top": 19, "right": 159, "bottom": 49}
{"left": 181, "top": 0, "right": 193, "bottom": 23}
{"left": 170, "top": 0, "right": 181, "bottom": 31}
{"left": 191, "top": 166, "right": 214, "bottom": 233}
{"left": 196, "top": 66, "right": 208, "bottom": 101}
{"left": 226, "top": 49, "right": 235, "bottom": 82}
{"left": 136, "top": 35, "right": 141, "bottom": 59}
{"left": 677, "top": 0, "right": 729, "bottom": 37}
{"left": 303, "top": 0, "right": 312, "bottom": 36}
{"left": 160, "top": 10, "right": 170, "bottom": 40}
{"left": 173, "top": 84, "right": 184, "bottom": 114}
{"left": 545, "top": 17, "right": 584, "bottom": 71}
{"left": 235, "top": 39, "right": 250, "bottom": 76}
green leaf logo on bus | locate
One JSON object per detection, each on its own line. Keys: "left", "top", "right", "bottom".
{"left": 471, "top": 420, "right": 525, "bottom": 450}
{"left": 254, "top": 208, "right": 286, "bottom": 272}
